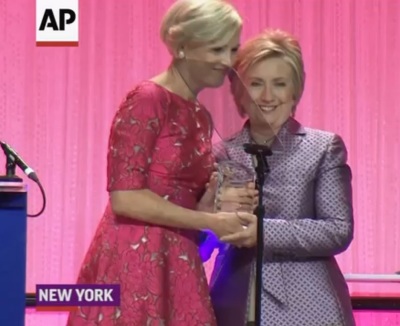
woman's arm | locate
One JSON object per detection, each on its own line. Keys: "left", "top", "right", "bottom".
{"left": 261, "top": 134, "right": 353, "bottom": 257}
{"left": 111, "top": 189, "right": 212, "bottom": 230}
{"left": 108, "top": 88, "right": 254, "bottom": 236}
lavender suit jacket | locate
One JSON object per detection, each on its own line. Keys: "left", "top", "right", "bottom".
{"left": 208, "top": 118, "right": 355, "bottom": 326}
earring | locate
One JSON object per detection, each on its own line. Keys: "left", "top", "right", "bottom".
{"left": 178, "top": 51, "right": 185, "bottom": 59}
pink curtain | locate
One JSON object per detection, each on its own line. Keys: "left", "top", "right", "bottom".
{"left": 1, "top": 0, "right": 399, "bottom": 324}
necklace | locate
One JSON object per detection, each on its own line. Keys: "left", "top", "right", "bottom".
{"left": 172, "top": 65, "right": 200, "bottom": 105}
{"left": 250, "top": 130, "right": 275, "bottom": 146}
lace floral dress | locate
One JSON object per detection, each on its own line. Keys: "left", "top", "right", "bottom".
{"left": 67, "top": 81, "right": 216, "bottom": 326}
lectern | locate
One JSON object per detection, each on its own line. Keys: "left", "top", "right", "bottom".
{"left": 0, "top": 179, "right": 27, "bottom": 326}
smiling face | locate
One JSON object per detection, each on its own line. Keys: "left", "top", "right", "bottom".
{"left": 241, "top": 56, "right": 296, "bottom": 132}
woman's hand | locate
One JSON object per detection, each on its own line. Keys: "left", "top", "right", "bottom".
{"left": 220, "top": 213, "right": 258, "bottom": 248}
{"left": 196, "top": 171, "right": 218, "bottom": 213}
{"left": 209, "top": 211, "right": 257, "bottom": 239}
{"left": 216, "top": 182, "right": 259, "bottom": 213}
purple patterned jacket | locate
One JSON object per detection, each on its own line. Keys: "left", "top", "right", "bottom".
{"left": 205, "top": 118, "right": 356, "bottom": 326}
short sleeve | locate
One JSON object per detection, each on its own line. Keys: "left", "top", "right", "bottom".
{"left": 106, "top": 86, "right": 166, "bottom": 192}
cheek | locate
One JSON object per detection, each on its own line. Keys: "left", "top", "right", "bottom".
{"left": 239, "top": 92, "right": 251, "bottom": 108}
{"left": 203, "top": 53, "right": 217, "bottom": 63}
{"left": 190, "top": 64, "right": 209, "bottom": 78}
{"left": 280, "top": 104, "right": 294, "bottom": 118}
{"left": 245, "top": 88, "right": 261, "bottom": 102}
{"left": 275, "top": 88, "right": 294, "bottom": 102}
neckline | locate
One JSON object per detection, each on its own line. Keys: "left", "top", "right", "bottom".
{"left": 144, "top": 80, "right": 199, "bottom": 106}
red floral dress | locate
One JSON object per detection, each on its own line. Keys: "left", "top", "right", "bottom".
{"left": 66, "top": 81, "right": 216, "bottom": 325}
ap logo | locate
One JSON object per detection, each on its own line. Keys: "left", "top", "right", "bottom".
{"left": 36, "top": 0, "right": 79, "bottom": 46}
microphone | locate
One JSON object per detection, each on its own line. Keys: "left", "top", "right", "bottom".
{"left": 243, "top": 143, "right": 272, "bottom": 156}
{"left": 0, "top": 141, "right": 39, "bottom": 183}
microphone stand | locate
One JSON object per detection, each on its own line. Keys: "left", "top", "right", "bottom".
{"left": 0, "top": 143, "right": 46, "bottom": 217}
{"left": 0, "top": 154, "right": 23, "bottom": 183}
{"left": 243, "top": 143, "right": 272, "bottom": 326}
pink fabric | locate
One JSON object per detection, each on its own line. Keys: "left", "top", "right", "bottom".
{"left": 1, "top": 0, "right": 399, "bottom": 324}
{"left": 66, "top": 81, "right": 216, "bottom": 325}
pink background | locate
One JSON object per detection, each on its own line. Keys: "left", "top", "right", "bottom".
{"left": 1, "top": 0, "right": 400, "bottom": 324}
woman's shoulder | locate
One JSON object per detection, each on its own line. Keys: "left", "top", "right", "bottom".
{"left": 122, "top": 80, "right": 199, "bottom": 110}
{"left": 302, "top": 126, "right": 348, "bottom": 159}
{"left": 304, "top": 127, "right": 345, "bottom": 145}
{"left": 123, "top": 80, "right": 171, "bottom": 104}
{"left": 111, "top": 81, "right": 173, "bottom": 123}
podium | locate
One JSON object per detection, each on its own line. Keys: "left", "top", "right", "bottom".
{"left": 0, "top": 181, "right": 27, "bottom": 326}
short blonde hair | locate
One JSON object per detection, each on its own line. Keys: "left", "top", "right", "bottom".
{"left": 160, "top": 0, "right": 242, "bottom": 54}
{"left": 231, "top": 29, "right": 305, "bottom": 116}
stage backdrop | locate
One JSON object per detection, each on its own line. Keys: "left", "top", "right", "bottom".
{"left": 1, "top": 0, "right": 400, "bottom": 325}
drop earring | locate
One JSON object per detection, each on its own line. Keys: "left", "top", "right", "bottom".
{"left": 178, "top": 51, "right": 185, "bottom": 59}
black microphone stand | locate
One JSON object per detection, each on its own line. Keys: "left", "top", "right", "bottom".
{"left": 0, "top": 154, "right": 23, "bottom": 182}
{"left": 0, "top": 144, "right": 46, "bottom": 217}
{"left": 243, "top": 143, "right": 272, "bottom": 326}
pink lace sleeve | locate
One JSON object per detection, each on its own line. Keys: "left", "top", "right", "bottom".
{"left": 106, "top": 87, "right": 166, "bottom": 191}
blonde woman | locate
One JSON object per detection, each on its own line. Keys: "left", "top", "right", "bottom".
{"left": 66, "top": 1, "right": 258, "bottom": 325}
{"left": 207, "top": 29, "right": 355, "bottom": 326}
